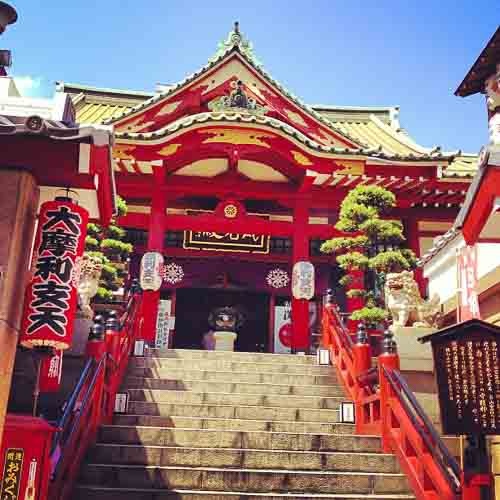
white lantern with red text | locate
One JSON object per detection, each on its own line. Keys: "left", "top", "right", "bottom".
{"left": 140, "top": 252, "right": 164, "bottom": 291}
{"left": 292, "top": 261, "right": 315, "bottom": 300}
{"left": 20, "top": 198, "right": 89, "bottom": 350}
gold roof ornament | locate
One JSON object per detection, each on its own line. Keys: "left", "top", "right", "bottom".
{"left": 211, "top": 21, "right": 262, "bottom": 67}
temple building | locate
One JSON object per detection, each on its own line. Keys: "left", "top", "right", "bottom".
{"left": 58, "top": 24, "right": 477, "bottom": 353}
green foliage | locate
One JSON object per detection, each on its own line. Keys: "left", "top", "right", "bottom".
{"left": 320, "top": 235, "right": 369, "bottom": 254}
{"left": 345, "top": 289, "right": 366, "bottom": 299}
{"left": 350, "top": 306, "right": 388, "bottom": 326}
{"left": 369, "top": 250, "right": 413, "bottom": 273}
{"left": 336, "top": 252, "right": 369, "bottom": 271}
{"left": 83, "top": 197, "right": 133, "bottom": 304}
{"left": 86, "top": 223, "right": 101, "bottom": 238}
{"left": 321, "top": 184, "right": 417, "bottom": 326}
{"left": 116, "top": 195, "right": 128, "bottom": 217}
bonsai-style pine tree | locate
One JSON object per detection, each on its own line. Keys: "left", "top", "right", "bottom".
{"left": 321, "top": 185, "right": 417, "bottom": 326}
{"left": 84, "top": 196, "right": 133, "bottom": 303}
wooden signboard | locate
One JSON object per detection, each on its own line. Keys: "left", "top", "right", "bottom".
{"left": 419, "top": 319, "right": 500, "bottom": 436}
{"left": 184, "top": 231, "right": 270, "bottom": 253}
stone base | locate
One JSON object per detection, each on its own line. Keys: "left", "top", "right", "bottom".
{"left": 213, "top": 331, "right": 237, "bottom": 352}
{"left": 390, "top": 326, "right": 436, "bottom": 372}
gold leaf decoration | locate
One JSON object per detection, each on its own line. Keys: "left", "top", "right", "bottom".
{"left": 116, "top": 117, "right": 155, "bottom": 133}
{"left": 291, "top": 150, "right": 313, "bottom": 166}
{"left": 283, "top": 109, "right": 307, "bottom": 127}
{"left": 158, "top": 144, "right": 182, "bottom": 156}
{"left": 200, "top": 128, "right": 272, "bottom": 148}
{"left": 155, "top": 101, "right": 182, "bottom": 117}
{"left": 334, "top": 160, "right": 365, "bottom": 175}
{"left": 113, "top": 144, "right": 137, "bottom": 160}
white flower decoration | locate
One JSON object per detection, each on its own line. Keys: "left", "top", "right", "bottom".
{"left": 266, "top": 268, "right": 290, "bottom": 289}
{"left": 162, "top": 262, "right": 184, "bottom": 284}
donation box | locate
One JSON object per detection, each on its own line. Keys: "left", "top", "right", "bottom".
{"left": 0, "top": 415, "right": 56, "bottom": 500}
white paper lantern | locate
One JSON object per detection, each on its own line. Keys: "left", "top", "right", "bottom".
{"left": 292, "top": 261, "right": 315, "bottom": 300}
{"left": 140, "top": 252, "right": 164, "bottom": 291}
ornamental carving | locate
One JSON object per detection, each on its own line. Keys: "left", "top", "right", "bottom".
{"left": 162, "top": 262, "right": 184, "bottom": 284}
{"left": 76, "top": 254, "right": 103, "bottom": 320}
{"left": 266, "top": 268, "right": 290, "bottom": 289}
{"left": 485, "top": 66, "right": 500, "bottom": 112}
{"left": 208, "top": 80, "right": 267, "bottom": 116}
{"left": 384, "top": 271, "right": 442, "bottom": 328}
{"left": 223, "top": 204, "right": 238, "bottom": 218}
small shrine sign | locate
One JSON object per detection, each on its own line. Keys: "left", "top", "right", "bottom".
{"left": 183, "top": 231, "right": 270, "bottom": 253}
{"left": 419, "top": 319, "right": 500, "bottom": 436}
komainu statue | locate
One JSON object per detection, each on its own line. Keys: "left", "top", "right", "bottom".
{"left": 76, "top": 254, "right": 103, "bottom": 319}
{"left": 384, "top": 271, "right": 442, "bottom": 328}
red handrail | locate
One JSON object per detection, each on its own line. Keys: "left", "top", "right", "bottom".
{"left": 322, "top": 301, "right": 462, "bottom": 500}
{"left": 49, "top": 292, "right": 142, "bottom": 500}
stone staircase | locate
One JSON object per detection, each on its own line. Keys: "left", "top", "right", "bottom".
{"left": 75, "top": 349, "right": 415, "bottom": 499}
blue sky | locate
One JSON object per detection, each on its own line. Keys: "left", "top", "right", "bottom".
{"left": 3, "top": 1, "right": 498, "bottom": 153}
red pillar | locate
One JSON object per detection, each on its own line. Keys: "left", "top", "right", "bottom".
{"left": 404, "top": 218, "right": 426, "bottom": 296}
{"left": 291, "top": 200, "right": 310, "bottom": 352}
{"left": 141, "top": 166, "right": 166, "bottom": 344}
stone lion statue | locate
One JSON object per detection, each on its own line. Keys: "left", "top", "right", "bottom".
{"left": 76, "top": 254, "right": 103, "bottom": 319}
{"left": 384, "top": 271, "right": 441, "bottom": 328}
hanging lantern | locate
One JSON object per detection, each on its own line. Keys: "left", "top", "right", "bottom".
{"left": 292, "top": 261, "right": 315, "bottom": 300}
{"left": 140, "top": 252, "right": 164, "bottom": 291}
{"left": 20, "top": 198, "right": 89, "bottom": 350}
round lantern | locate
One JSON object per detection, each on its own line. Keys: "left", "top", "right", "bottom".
{"left": 140, "top": 252, "right": 164, "bottom": 291}
{"left": 20, "top": 198, "right": 89, "bottom": 350}
{"left": 292, "top": 261, "right": 315, "bottom": 300}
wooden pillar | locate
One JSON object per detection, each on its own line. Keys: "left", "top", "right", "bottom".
{"left": 291, "top": 200, "right": 310, "bottom": 352}
{"left": 404, "top": 218, "right": 426, "bottom": 296}
{"left": 0, "top": 170, "right": 39, "bottom": 450}
{"left": 141, "top": 166, "right": 166, "bottom": 345}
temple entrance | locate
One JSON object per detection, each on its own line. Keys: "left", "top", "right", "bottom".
{"left": 173, "top": 288, "right": 270, "bottom": 352}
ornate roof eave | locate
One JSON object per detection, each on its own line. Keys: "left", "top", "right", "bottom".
{"left": 102, "top": 39, "right": 365, "bottom": 149}
{"left": 114, "top": 111, "right": 458, "bottom": 164}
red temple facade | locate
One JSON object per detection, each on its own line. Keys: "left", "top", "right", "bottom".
{"left": 59, "top": 24, "right": 476, "bottom": 353}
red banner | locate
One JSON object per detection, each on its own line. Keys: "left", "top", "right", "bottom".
{"left": 20, "top": 199, "right": 88, "bottom": 350}
{"left": 39, "top": 350, "right": 63, "bottom": 393}
{"left": 457, "top": 245, "right": 481, "bottom": 321}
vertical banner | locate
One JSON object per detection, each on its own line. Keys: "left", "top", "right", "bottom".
{"left": 155, "top": 299, "right": 171, "bottom": 348}
{"left": 20, "top": 199, "right": 88, "bottom": 350}
{"left": 39, "top": 350, "right": 63, "bottom": 393}
{"left": 274, "top": 302, "right": 317, "bottom": 353}
{"left": 457, "top": 245, "right": 481, "bottom": 322}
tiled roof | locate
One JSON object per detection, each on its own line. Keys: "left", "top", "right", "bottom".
{"left": 67, "top": 89, "right": 476, "bottom": 175}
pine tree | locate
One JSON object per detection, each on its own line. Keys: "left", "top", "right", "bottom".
{"left": 321, "top": 185, "right": 417, "bottom": 326}
{"left": 84, "top": 196, "right": 133, "bottom": 303}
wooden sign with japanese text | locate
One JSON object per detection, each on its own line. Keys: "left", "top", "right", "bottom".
{"left": 183, "top": 231, "right": 270, "bottom": 253}
{"left": 0, "top": 448, "right": 23, "bottom": 499}
{"left": 420, "top": 320, "right": 500, "bottom": 436}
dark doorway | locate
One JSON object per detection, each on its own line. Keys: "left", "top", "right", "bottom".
{"left": 173, "top": 288, "right": 270, "bottom": 352}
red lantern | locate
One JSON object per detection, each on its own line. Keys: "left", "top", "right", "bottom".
{"left": 20, "top": 198, "right": 89, "bottom": 350}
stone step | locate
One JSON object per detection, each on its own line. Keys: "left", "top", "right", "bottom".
{"left": 127, "top": 367, "right": 337, "bottom": 386}
{"left": 75, "top": 485, "right": 416, "bottom": 500}
{"left": 147, "top": 348, "right": 319, "bottom": 365}
{"left": 99, "top": 426, "right": 381, "bottom": 453}
{"left": 130, "top": 357, "right": 332, "bottom": 375}
{"left": 127, "top": 389, "right": 343, "bottom": 410}
{"left": 122, "top": 377, "right": 345, "bottom": 397}
{"left": 127, "top": 401, "right": 341, "bottom": 423}
{"left": 113, "top": 415, "right": 355, "bottom": 435}
{"left": 79, "top": 464, "right": 411, "bottom": 495}
{"left": 90, "top": 444, "right": 399, "bottom": 473}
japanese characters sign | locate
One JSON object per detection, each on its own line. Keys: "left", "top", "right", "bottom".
{"left": 0, "top": 448, "right": 23, "bottom": 500}
{"left": 457, "top": 245, "right": 481, "bottom": 321}
{"left": 421, "top": 320, "right": 500, "bottom": 436}
{"left": 20, "top": 199, "right": 88, "bottom": 350}
{"left": 39, "top": 350, "right": 63, "bottom": 392}
{"left": 183, "top": 230, "right": 270, "bottom": 254}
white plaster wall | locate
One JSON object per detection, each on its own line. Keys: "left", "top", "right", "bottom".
{"left": 424, "top": 238, "right": 500, "bottom": 304}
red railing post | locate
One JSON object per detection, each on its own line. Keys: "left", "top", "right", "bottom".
{"left": 378, "top": 328, "right": 400, "bottom": 453}
{"left": 353, "top": 322, "right": 372, "bottom": 433}
{"left": 104, "top": 310, "right": 120, "bottom": 422}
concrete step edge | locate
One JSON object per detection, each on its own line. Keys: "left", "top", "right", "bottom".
{"left": 101, "top": 424, "right": 377, "bottom": 439}
{"left": 75, "top": 485, "right": 415, "bottom": 498}
{"left": 83, "top": 463, "right": 407, "bottom": 477}
{"left": 93, "top": 443, "right": 390, "bottom": 457}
